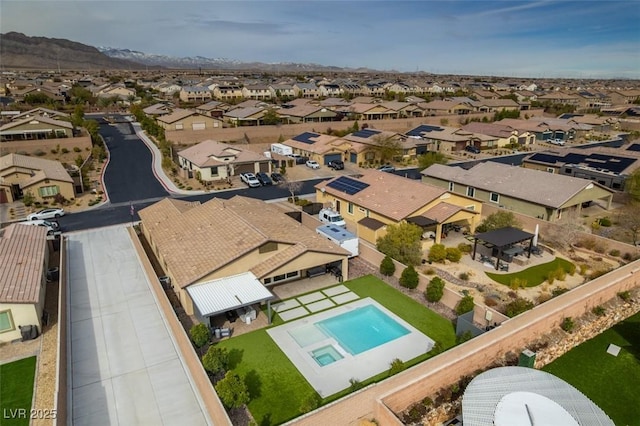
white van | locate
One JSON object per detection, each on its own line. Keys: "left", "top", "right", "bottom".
{"left": 318, "top": 208, "right": 346, "bottom": 228}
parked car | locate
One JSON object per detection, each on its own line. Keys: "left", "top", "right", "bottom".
{"left": 549, "top": 138, "right": 565, "bottom": 146}
{"left": 296, "top": 156, "right": 309, "bottom": 165}
{"left": 18, "top": 220, "right": 61, "bottom": 236}
{"left": 378, "top": 164, "right": 395, "bottom": 173}
{"left": 256, "top": 172, "right": 273, "bottom": 186}
{"left": 306, "top": 160, "right": 320, "bottom": 169}
{"left": 464, "top": 145, "right": 481, "bottom": 154}
{"left": 240, "top": 172, "right": 261, "bottom": 188}
{"left": 27, "top": 208, "right": 65, "bottom": 220}
{"left": 270, "top": 172, "right": 284, "bottom": 184}
{"left": 328, "top": 160, "right": 344, "bottom": 170}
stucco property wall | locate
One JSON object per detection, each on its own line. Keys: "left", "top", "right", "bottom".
{"left": 0, "top": 136, "right": 92, "bottom": 155}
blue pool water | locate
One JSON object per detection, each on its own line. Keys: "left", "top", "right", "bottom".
{"left": 316, "top": 305, "right": 409, "bottom": 355}
{"left": 311, "top": 345, "right": 344, "bottom": 366}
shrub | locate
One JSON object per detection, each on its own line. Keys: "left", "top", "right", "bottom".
{"left": 546, "top": 270, "right": 556, "bottom": 285}
{"left": 456, "top": 331, "right": 473, "bottom": 344}
{"left": 425, "top": 276, "right": 445, "bottom": 302}
{"left": 598, "top": 217, "right": 612, "bottom": 227}
{"left": 22, "top": 191, "right": 35, "bottom": 207}
{"left": 51, "top": 148, "right": 58, "bottom": 154}
{"left": 61, "top": 147, "right": 69, "bottom": 153}
{"left": 579, "top": 264, "right": 589, "bottom": 275}
{"left": 299, "top": 393, "right": 321, "bottom": 413}
{"left": 537, "top": 293, "right": 552, "bottom": 304}
{"left": 623, "top": 252, "right": 633, "bottom": 261}
{"left": 33, "top": 149, "right": 46, "bottom": 156}
{"left": 561, "top": 317, "right": 575, "bottom": 333}
{"left": 399, "top": 265, "right": 419, "bottom": 289}
{"left": 445, "top": 247, "right": 462, "bottom": 262}
{"left": 202, "top": 345, "right": 229, "bottom": 375}
{"left": 379, "top": 255, "right": 396, "bottom": 276}
{"left": 579, "top": 237, "right": 597, "bottom": 250}
{"left": 509, "top": 277, "right": 527, "bottom": 289}
{"left": 388, "top": 358, "right": 405, "bottom": 376}
{"left": 189, "top": 323, "right": 210, "bottom": 348}
{"left": 589, "top": 268, "right": 611, "bottom": 280}
{"left": 456, "top": 295, "right": 475, "bottom": 315}
{"left": 458, "top": 272, "right": 470, "bottom": 281}
{"left": 609, "top": 249, "right": 621, "bottom": 257}
{"left": 594, "top": 243, "right": 607, "bottom": 254}
{"left": 215, "top": 371, "right": 249, "bottom": 409}
{"left": 484, "top": 296, "right": 498, "bottom": 307}
{"left": 618, "top": 291, "right": 631, "bottom": 302}
{"left": 349, "top": 378, "right": 363, "bottom": 392}
{"left": 186, "top": 186, "right": 192, "bottom": 190}
{"left": 552, "top": 287, "right": 569, "bottom": 297}
{"left": 457, "top": 243, "right": 472, "bottom": 253}
{"left": 505, "top": 297, "right": 534, "bottom": 317}
{"left": 428, "top": 243, "right": 447, "bottom": 263}
{"left": 424, "top": 267, "right": 435, "bottom": 275}
{"left": 592, "top": 305, "right": 606, "bottom": 316}
{"left": 566, "top": 263, "right": 576, "bottom": 276}
{"left": 73, "top": 146, "right": 81, "bottom": 152}
{"left": 555, "top": 267, "right": 567, "bottom": 281}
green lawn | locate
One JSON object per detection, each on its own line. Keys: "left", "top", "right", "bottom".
{"left": 217, "top": 275, "right": 456, "bottom": 425}
{"left": 543, "top": 310, "right": 640, "bottom": 426}
{"left": 0, "top": 356, "right": 37, "bottom": 426}
{"left": 486, "top": 257, "right": 574, "bottom": 287}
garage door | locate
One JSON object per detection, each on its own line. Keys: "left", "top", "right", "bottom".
{"left": 324, "top": 153, "right": 342, "bottom": 165}
{"left": 259, "top": 162, "right": 270, "bottom": 173}
{"left": 235, "top": 164, "right": 254, "bottom": 174}
{"left": 192, "top": 122, "right": 206, "bottom": 130}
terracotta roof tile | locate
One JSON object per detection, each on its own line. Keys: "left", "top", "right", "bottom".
{"left": 0, "top": 224, "right": 47, "bottom": 304}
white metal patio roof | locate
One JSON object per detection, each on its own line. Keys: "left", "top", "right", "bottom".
{"left": 187, "top": 272, "right": 274, "bottom": 317}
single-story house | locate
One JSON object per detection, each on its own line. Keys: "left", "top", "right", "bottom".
{"left": 278, "top": 104, "right": 338, "bottom": 124}
{"left": 11, "top": 107, "right": 70, "bottom": 122}
{"left": 0, "top": 115, "right": 74, "bottom": 142}
{"left": 0, "top": 224, "right": 49, "bottom": 343}
{"left": 138, "top": 196, "right": 350, "bottom": 317}
{"left": 461, "top": 122, "right": 536, "bottom": 148}
{"left": 315, "top": 169, "right": 481, "bottom": 244}
{"left": 421, "top": 162, "right": 614, "bottom": 221}
{"left": 0, "top": 153, "right": 75, "bottom": 203}
{"left": 156, "top": 109, "right": 223, "bottom": 131}
{"left": 282, "top": 132, "right": 350, "bottom": 165}
{"left": 224, "top": 107, "right": 266, "bottom": 126}
{"left": 177, "top": 140, "right": 272, "bottom": 181}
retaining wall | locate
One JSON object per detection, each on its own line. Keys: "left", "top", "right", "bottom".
{"left": 0, "top": 136, "right": 92, "bottom": 155}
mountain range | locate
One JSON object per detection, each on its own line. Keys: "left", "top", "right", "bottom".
{"left": 0, "top": 32, "right": 370, "bottom": 72}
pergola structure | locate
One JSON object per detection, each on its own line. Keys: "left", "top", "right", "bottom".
{"left": 472, "top": 227, "right": 535, "bottom": 270}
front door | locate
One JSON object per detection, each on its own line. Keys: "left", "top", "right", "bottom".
{"left": 335, "top": 200, "right": 341, "bottom": 213}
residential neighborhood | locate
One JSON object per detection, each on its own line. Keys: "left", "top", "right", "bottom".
{"left": 1, "top": 3, "right": 640, "bottom": 426}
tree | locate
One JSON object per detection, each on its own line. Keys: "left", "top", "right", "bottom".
{"left": 71, "top": 105, "right": 85, "bottom": 127}
{"left": 445, "top": 247, "right": 462, "bottom": 262}
{"left": 399, "top": 265, "right": 419, "bottom": 289}
{"left": 372, "top": 135, "right": 402, "bottom": 164}
{"left": 92, "top": 143, "right": 107, "bottom": 162}
{"left": 376, "top": 222, "right": 423, "bottom": 266}
{"left": 428, "top": 243, "right": 447, "bottom": 263}
{"left": 504, "top": 297, "right": 534, "bottom": 317}
{"left": 283, "top": 178, "right": 303, "bottom": 203}
{"left": 455, "top": 294, "right": 474, "bottom": 315}
{"left": 202, "top": 345, "right": 229, "bottom": 375}
{"left": 22, "top": 191, "right": 35, "bottom": 207}
{"left": 476, "top": 211, "right": 521, "bottom": 233}
{"left": 189, "top": 323, "right": 209, "bottom": 348}
{"left": 417, "top": 152, "right": 448, "bottom": 170}
{"left": 425, "top": 277, "right": 445, "bottom": 302}
{"left": 625, "top": 169, "right": 640, "bottom": 203}
{"left": 379, "top": 255, "right": 396, "bottom": 276}
{"left": 618, "top": 202, "right": 640, "bottom": 246}
{"left": 262, "top": 108, "right": 281, "bottom": 125}
{"left": 215, "top": 372, "right": 249, "bottom": 409}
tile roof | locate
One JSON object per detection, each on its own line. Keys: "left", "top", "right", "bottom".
{"left": 0, "top": 115, "right": 73, "bottom": 131}
{"left": 423, "top": 202, "right": 474, "bottom": 223}
{"left": 156, "top": 108, "right": 198, "bottom": 124}
{"left": 316, "top": 169, "right": 448, "bottom": 221}
{"left": 177, "top": 140, "right": 268, "bottom": 167}
{"left": 0, "top": 224, "right": 48, "bottom": 304}
{"left": 224, "top": 107, "right": 265, "bottom": 119}
{"left": 139, "top": 196, "right": 349, "bottom": 289}
{"left": 422, "top": 162, "right": 612, "bottom": 208}
{"left": 283, "top": 133, "right": 344, "bottom": 154}
{"left": 0, "top": 153, "right": 73, "bottom": 184}
{"left": 462, "top": 122, "right": 517, "bottom": 139}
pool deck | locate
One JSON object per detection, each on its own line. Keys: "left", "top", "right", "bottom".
{"left": 267, "top": 298, "right": 435, "bottom": 397}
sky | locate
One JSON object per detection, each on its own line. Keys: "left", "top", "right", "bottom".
{"left": 1, "top": 0, "right": 639, "bottom": 78}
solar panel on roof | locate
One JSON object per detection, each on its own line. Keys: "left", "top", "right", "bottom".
{"left": 326, "top": 176, "right": 370, "bottom": 195}
{"left": 292, "top": 132, "right": 319, "bottom": 144}
{"left": 406, "top": 125, "right": 443, "bottom": 137}
{"left": 627, "top": 143, "right": 640, "bottom": 152}
{"left": 352, "top": 129, "right": 381, "bottom": 138}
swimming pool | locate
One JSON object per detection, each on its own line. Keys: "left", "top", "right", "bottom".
{"left": 311, "top": 345, "right": 344, "bottom": 366}
{"left": 316, "top": 305, "right": 410, "bottom": 355}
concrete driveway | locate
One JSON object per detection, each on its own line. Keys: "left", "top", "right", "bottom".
{"left": 67, "top": 226, "right": 209, "bottom": 425}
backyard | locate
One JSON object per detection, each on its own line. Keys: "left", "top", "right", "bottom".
{"left": 542, "top": 310, "right": 640, "bottom": 426}
{"left": 216, "top": 275, "right": 456, "bottom": 425}
{"left": 486, "top": 257, "right": 575, "bottom": 287}
{"left": 0, "top": 356, "right": 37, "bottom": 426}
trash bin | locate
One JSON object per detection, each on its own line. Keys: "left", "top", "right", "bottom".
{"left": 214, "top": 328, "right": 221, "bottom": 339}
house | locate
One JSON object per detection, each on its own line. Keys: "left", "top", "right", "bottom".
{"left": 343, "top": 128, "right": 408, "bottom": 164}
{"left": 179, "top": 86, "right": 213, "bottom": 103}
{"left": 212, "top": 84, "right": 243, "bottom": 101}
{"left": 315, "top": 169, "right": 481, "bottom": 244}
{"left": 471, "top": 98, "right": 520, "bottom": 113}
{"left": 345, "top": 103, "right": 398, "bottom": 120}
{"left": 461, "top": 122, "right": 536, "bottom": 148}
{"left": 223, "top": 107, "right": 266, "bottom": 126}
{"left": 177, "top": 140, "right": 272, "bottom": 182}
{"left": 143, "top": 103, "right": 173, "bottom": 117}
{"left": 0, "top": 116, "right": 74, "bottom": 142}
{"left": 522, "top": 148, "right": 640, "bottom": 190}
{"left": 293, "top": 83, "right": 322, "bottom": 99}
{"left": 421, "top": 162, "right": 614, "bottom": 221}
{"left": 278, "top": 104, "right": 338, "bottom": 124}
{"left": 419, "top": 100, "right": 473, "bottom": 116}
{"left": 12, "top": 86, "right": 64, "bottom": 103}
{"left": 242, "top": 85, "right": 272, "bottom": 100}
{"left": 97, "top": 84, "right": 136, "bottom": 101}
{"left": 319, "top": 83, "right": 343, "bottom": 98}
{"left": 404, "top": 124, "right": 496, "bottom": 153}
{"left": 0, "top": 224, "right": 49, "bottom": 343}
{"left": 11, "top": 107, "right": 70, "bottom": 122}
{"left": 195, "top": 101, "right": 229, "bottom": 118}
{"left": 282, "top": 132, "right": 349, "bottom": 165}
{"left": 268, "top": 83, "right": 296, "bottom": 100}
{"left": 537, "top": 91, "right": 582, "bottom": 106}
{"left": 138, "top": 196, "right": 350, "bottom": 317}
{"left": 0, "top": 153, "right": 76, "bottom": 203}
{"left": 380, "top": 101, "right": 424, "bottom": 118}
{"left": 156, "top": 109, "right": 222, "bottom": 131}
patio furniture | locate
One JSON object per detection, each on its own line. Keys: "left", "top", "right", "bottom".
{"left": 220, "top": 328, "right": 232, "bottom": 338}
{"left": 499, "top": 263, "right": 509, "bottom": 272}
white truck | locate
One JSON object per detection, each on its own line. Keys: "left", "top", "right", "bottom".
{"left": 270, "top": 143, "right": 293, "bottom": 156}
{"left": 318, "top": 208, "right": 346, "bottom": 228}
{"left": 316, "top": 224, "right": 359, "bottom": 257}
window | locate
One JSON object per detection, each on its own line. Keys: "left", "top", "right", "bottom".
{"left": 38, "top": 185, "right": 59, "bottom": 197}
{"left": 490, "top": 192, "right": 500, "bottom": 203}
{"left": 0, "top": 310, "right": 14, "bottom": 333}
{"left": 448, "top": 182, "right": 455, "bottom": 191}
{"left": 547, "top": 168, "right": 554, "bottom": 173}
{"left": 259, "top": 242, "right": 278, "bottom": 254}
{"left": 347, "top": 203, "right": 353, "bottom": 214}
{"left": 466, "top": 186, "right": 475, "bottom": 197}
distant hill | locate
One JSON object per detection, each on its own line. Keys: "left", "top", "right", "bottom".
{"left": 0, "top": 32, "right": 148, "bottom": 70}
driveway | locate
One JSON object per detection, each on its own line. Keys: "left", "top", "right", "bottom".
{"left": 100, "top": 119, "right": 169, "bottom": 204}
{"left": 67, "top": 226, "right": 209, "bottom": 425}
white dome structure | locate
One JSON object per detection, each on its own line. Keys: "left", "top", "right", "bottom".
{"left": 462, "top": 366, "right": 614, "bottom": 426}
